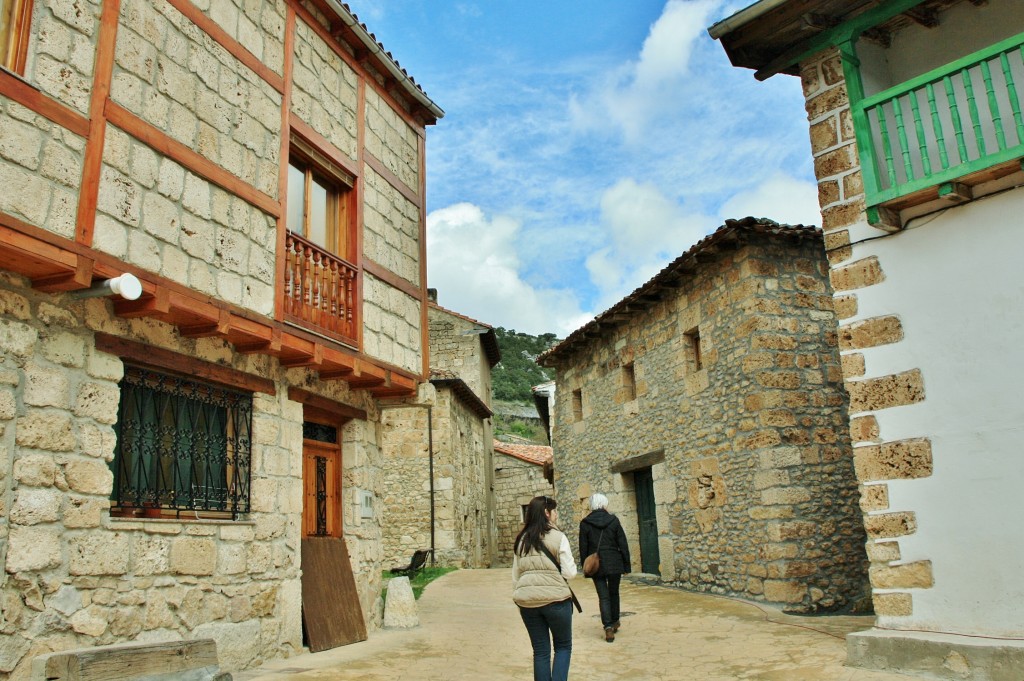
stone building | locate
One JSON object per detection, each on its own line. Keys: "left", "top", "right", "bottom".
{"left": 380, "top": 299, "right": 500, "bottom": 568}
{"left": 539, "top": 218, "right": 868, "bottom": 613}
{"left": 493, "top": 440, "right": 553, "bottom": 566}
{"left": 0, "top": 0, "right": 441, "bottom": 676}
{"left": 711, "top": 1, "right": 1024, "bottom": 676}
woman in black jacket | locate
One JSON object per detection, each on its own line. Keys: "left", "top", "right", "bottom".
{"left": 578, "top": 493, "right": 631, "bottom": 642}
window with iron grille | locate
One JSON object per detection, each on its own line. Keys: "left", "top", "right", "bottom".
{"left": 111, "top": 365, "right": 253, "bottom": 519}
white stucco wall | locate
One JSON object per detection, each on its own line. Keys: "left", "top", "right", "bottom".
{"left": 850, "top": 187, "right": 1024, "bottom": 637}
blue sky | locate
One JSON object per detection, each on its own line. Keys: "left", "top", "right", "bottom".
{"left": 344, "top": 0, "right": 821, "bottom": 336}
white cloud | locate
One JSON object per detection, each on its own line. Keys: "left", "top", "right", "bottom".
{"left": 427, "top": 203, "right": 591, "bottom": 336}
{"left": 586, "top": 178, "right": 713, "bottom": 310}
{"left": 717, "top": 173, "right": 821, "bottom": 227}
{"left": 570, "top": 0, "right": 723, "bottom": 142}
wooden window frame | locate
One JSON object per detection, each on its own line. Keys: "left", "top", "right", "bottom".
{"left": 0, "top": 0, "right": 32, "bottom": 75}
{"left": 288, "top": 134, "right": 356, "bottom": 263}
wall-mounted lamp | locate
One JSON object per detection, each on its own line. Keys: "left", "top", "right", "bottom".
{"left": 70, "top": 273, "right": 143, "bottom": 301}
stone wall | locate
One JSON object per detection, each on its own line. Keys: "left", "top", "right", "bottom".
{"left": 548, "top": 232, "right": 868, "bottom": 612}
{"left": 364, "top": 88, "right": 419, "bottom": 192}
{"left": 94, "top": 127, "right": 277, "bottom": 316}
{"left": 427, "top": 306, "right": 491, "bottom": 403}
{"left": 493, "top": 453, "right": 553, "bottom": 566}
{"left": 0, "top": 277, "right": 394, "bottom": 677}
{"left": 363, "top": 165, "right": 420, "bottom": 285}
{"left": 291, "top": 15, "right": 357, "bottom": 160}
{"left": 28, "top": 0, "right": 101, "bottom": 116}
{"left": 362, "top": 274, "right": 422, "bottom": 375}
{"left": 799, "top": 48, "right": 932, "bottom": 619}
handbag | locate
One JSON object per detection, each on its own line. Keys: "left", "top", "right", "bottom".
{"left": 582, "top": 528, "right": 604, "bottom": 578}
{"left": 538, "top": 542, "right": 583, "bottom": 613}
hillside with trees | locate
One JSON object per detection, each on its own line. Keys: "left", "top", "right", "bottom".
{"left": 492, "top": 328, "right": 559, "bottom": 442}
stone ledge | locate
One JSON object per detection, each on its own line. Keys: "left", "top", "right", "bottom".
{"left": 847, "top": 629, "right": 1024, "bottom": 681}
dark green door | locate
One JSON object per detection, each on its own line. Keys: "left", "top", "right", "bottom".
{"left": 634, "top": 467, "right": 660, "bottom": 575}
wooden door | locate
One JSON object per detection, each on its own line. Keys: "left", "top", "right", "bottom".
{"left": 634, "top": 467, "right": 661, "bottom": 575}
{"left": 302, "top": 438, "right": 341, "bottom": 538}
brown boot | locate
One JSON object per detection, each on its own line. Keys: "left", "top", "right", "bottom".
{"left": 611, "top": 620, "right": 620, "bottom": 633}
{"left": 604, "top": 626, "right": 615, "bottom": 643}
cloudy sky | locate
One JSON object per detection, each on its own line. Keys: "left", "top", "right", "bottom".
{"left": 344, "top": 0, "right": 820, "bottom": 336}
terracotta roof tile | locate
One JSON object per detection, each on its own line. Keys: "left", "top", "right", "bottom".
{"left": 494, "top": 440, "right": 553, "bottom": 466}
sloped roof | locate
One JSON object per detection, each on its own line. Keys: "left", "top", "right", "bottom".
{"left": 325, "top": 2, "right": 444, "bottom": 121}
{"left": 494, "top": 440, "right": 553, "bottom": 466}
{"left": 429, "top": 369, "right": 492, "bottom": 418}
{"left": 429, "top": 302, "right": 501, "bottom": 367}
{"left": 539, "top": 217, "right": 821, "bottom": 366}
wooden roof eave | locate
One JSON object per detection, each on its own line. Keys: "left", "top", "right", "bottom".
{"left": 0, "top": 214, "right": 419, "bottom": 398}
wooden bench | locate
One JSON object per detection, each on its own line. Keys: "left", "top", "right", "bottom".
{"left": 31, "top": 638, "right": 231, "bottom": 681}
{"left": 389, "top": 548, "right": 431, "bottom": 577}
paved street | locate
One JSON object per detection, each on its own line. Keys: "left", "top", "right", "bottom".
{"left": 237, "top": 569, "right": 916, "bottom": 680}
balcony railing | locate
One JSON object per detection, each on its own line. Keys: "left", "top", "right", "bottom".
{"left": 283, "top": 231, "right": 358, "bottom": 347}
{"left": 855, "top": 31, "right": 1024, "bottom": 210}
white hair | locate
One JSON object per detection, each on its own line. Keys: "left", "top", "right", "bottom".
{"left": 590, "top": 493, "right": 609, "bottom": 511}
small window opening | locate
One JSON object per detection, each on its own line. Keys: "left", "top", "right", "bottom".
{"left": 685, "top": 327, "right": 702, "bottom": 371}
{"left": 572, "top": 388, "right": 583, "bottom": 422}
{"left": 622, "top": 362, "right": 636, "bottom": 401}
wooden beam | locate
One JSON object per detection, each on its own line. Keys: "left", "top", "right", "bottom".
{"left": 610, "top": 448, "right": 666, "bottom": 474}
{"left": 288, "top": 387, "right": 367, "bottom": 421}
{"left": 290, "top": 114, "right": 361, "bottom": 179}
{"left": 362, "top": 259, "right": 420, "bottom": 300}
{"left": 0, "top": 69, "right": 89, "bottom": 138}
{"left": 179, "top": 309, "right": 232, "bottom": 338}
{"left": 164, "top": 0, "right": 285, "bottom": 93}
{"left": 905, "top": 7, "right": 939, "bottom": 28}
{"left": 363, "top": 152, "right": 419, "bottom": 205}
{"left": 866, "top": 205, "right": 903, "bottom": 231}
{"left": 75, "top": 0, "right": 120, "bottom": 245}
{"left": 280, "top": 343, "right": 324, "bottom": 369}
{"left": 937, "top": 182, "right": 972, "bottom": 202}
{"left": 94, "top": 332, "right": 276, "bottom": 395}
{"left": 31, "top": 254, "right": 94, "bottom": 292}
{"left": 236, "top": 327, "right": 282, "bottom": 354}
{"left": 105, "top": 101, "right": 281, "bottom": 218}
{"left": 113, "top": 285, "right": 170, "bottom": 318}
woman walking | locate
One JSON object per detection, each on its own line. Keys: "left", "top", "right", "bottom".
{"left": 512, "top": 496, "right": 577, "bottom": 681}
{"left": 579, "top": 493, "right": 631, "bottom": 642}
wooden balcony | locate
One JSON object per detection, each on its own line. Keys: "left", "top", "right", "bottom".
{"left": 853, "top": 31, "right": 1024, "bottom": 224}
{"left": 283, "top": 231, "right": 358, "bottom": 348}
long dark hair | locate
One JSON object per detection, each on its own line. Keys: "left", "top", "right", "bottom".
{"left": 514, "top": 496, "right": 557, "bottom": 556}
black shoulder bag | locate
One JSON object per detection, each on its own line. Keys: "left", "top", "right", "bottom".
{"left": 538, "top": 542, "right": 583, "bottom": 613}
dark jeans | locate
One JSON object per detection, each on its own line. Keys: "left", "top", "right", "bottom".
{"left": 592, "top": 574, "right": 622, "bottom": 628}
{"left": 519, "top": 598, "right": 573, "bottom": 681}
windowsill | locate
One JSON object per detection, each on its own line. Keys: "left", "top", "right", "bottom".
{"left": 109, "top": 514, "right": 254, "bottom": 526}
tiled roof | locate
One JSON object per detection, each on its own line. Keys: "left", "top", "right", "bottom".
{"left": 429, "top": 371, "right": 492, "bottom": 418}
{"left": 494, "top": 440, "right": 553, "bottom": 466}
{"left": 429, "top": 302, "right": 502, "bottom": 367}
{"left": 334, "top": 4, "right": 444, "bottom": 121}
{"left": 539, "top": 217, "right": 821, "bottom": 366}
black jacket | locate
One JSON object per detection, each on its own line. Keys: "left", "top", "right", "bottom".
{"left": 579, "top": 509, "right": 631, "bottom": 577}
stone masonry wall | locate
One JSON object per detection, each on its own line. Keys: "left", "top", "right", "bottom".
{"left": 0, "top": 99, "right": 83, "bottom": 241}
{"left": 291, "top": 16, "right": 358, "bottom": 161}
{"left": 493, "top": 454, "right": 553, "bottom": 566}
{"left": 362, "top": 273, "right": 422, "bottom": 375}
{"left": 364, "top": 88, "right": 419, "bottom": 193}
{"left": 550, "top": 232, "right": 868, "bottom": 612}
{"left": 800, "top": 49, "right": 933, "bottom": 618}
{"left": 113, "top": 0, "right": 284, "bottom": 200}
{"left": 363, "top": 165, "right": 420, "bottom": 286}
{"left": 94, "top": 126, "right": 277, "bottom": 317}
{"left": 428, "top": 307, "right": 490, "bottom": 402}
{"left": 379, "top": 397, "right": 432, "bottom": 568}
{"left": 28, "top": 0, "right": 101, "bottom": 116}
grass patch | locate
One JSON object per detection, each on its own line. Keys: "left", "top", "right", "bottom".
{"left": 382, "top": 566, "right": 457, "bottom": 600}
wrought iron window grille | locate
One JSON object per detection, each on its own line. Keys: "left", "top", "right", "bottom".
{"left": 111, "top": 365, "right": 253, "bottom": 519}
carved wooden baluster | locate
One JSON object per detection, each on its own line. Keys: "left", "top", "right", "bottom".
{"left": 284, "top": 235, "right": 295, "bottom": 316}
{"left": 312, "top": 248, "right": 323, "bottom": 327}
{"left": 328, "top": 258, "right": 339, "bottom": 333}
{"left": 302, "top": 244, "right": 312, "bottom": 321}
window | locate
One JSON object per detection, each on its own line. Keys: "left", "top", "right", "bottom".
{"left": 685, "top": 327, "right": 702, "bottom": 371}
{"left": 0, "top": 0, "right": 32, "bottom": 74}
{"left": 286, "top": 135, "right": 356, "bottom": 262}
{"left": 111, "top": 365, "right": 253, "bottom": 519}
{"left": 622, "top": 362, "right": 636, "bottom": 401}
{"left": 572, "top": 388, "right": 583, "bottom": 422}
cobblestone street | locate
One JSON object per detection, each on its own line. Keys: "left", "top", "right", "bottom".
{"left": 238, "top": 568, "right": 916, "bottom": 681}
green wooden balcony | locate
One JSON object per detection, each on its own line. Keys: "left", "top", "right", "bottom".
{"left": 852, "top": 31, "right": 1024, "bottom": 222}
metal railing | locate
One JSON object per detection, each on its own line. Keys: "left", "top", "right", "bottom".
{"left": 855, "top": 31, "right": 1024, "bottom": 206}
{"left": 283, "top": 231, "right": 358, "bottom": 347}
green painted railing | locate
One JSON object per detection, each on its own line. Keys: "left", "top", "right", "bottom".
{"left": 852, "top": 31, "right": 1024, "bottom": 206}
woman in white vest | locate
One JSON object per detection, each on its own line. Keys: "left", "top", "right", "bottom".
{"left": 512, "top": 495, "right": 577, "bottom": 681}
